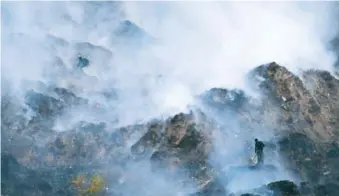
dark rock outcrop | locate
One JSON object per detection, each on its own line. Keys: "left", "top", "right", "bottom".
{"left": 266, "top": 180, "right": 300, "bottom": 196}
{"left": 131, "top": 111, "right": 224, "bottom": 193}
{"left": 230, "top": 180, "right": 300, "bottom": 196}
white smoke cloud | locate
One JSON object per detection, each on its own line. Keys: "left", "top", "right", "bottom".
{"left": 121, "top": 2, "right": 339, "bottom": 193}
{"left": 2, "top": 1, "right": 339, "bottom": 124}
{"left": 2, "top": 1, "right": 339, "bottom": 194}
{"left": 123, "top": 2, "right": 338, "bottom": 91}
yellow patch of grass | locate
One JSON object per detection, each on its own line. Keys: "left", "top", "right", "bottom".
{"left": 82, "top": 175, "right": 105, "bottom": 195}
{"left": 72, "top": 175, "right": 85, "bottom": 189}
{"left": 71, "top": 174, "right": 105, "bottom": 196}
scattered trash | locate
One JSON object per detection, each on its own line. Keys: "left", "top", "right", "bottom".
{"left": 250, "top": 154, "right": 258, "bottom": 165}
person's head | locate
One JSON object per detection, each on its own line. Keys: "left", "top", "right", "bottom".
{"left": 255, "top": 138, "right": 258, "bottom": 142}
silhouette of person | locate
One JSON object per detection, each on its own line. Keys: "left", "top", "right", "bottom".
{"left": 255, "top": 138, "right": 265, "bottom": 165}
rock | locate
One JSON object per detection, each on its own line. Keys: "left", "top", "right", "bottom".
{"left": 114, "top": 20, "right": 152, "bottom": 40}
{"left": 74, "top": 42, "right": 112, "bottom": 63}
{"left": 313, "top": 183, "right": 339, "bottom": 196}
{"left": 113, "top": 20, "right": 155, "bottom": 47}
{"left": 229, "top": 180, "right": 299, "bottom": 196}
{"left": 4, "top": 60, "right": 339, "bottom": 196}
{"left": 248, "top": 62, "right": 339, "bottom": 193}
{"left": 73, "top": 42, "right": 112, "bottom": 76}
{"left": 199, "top": 88, "right": 249, "bottom": 113}
{"left": 130, "top": 120, "right": 164, "bottom": 156}
{"left": 76, "top": 56, "right": 90, "bottom": 68}
{"left": 1, "top": 153, "right": 77, "bottom": 196}
{"left": 24, "top": 87, "right": 87, "bottom": 122}
{"left": 25, "top": 90, "right": 66, "bottom": 119}
{"left": 278, "top": 133, "right": 323, "bottom": 183}
{"left": 302, "top": 70, "right": 339, "bottom": 138}
{"left": 53, "top": 87, "right": 87, "bottom": 106}
{"left": 115, "top": 20, "right": 147, "bottom": 38}
{"left": 192, "top": 179, "right": 227, "bottom": 196}
{"left": 266, "top": 180, "right": 300, "bottom": 196}
{"left": 299, "top": 181, "right": 312, "bottom": 195}
{"left": 131, "top": 111, "right": 223, "bottom": 193}
{"left": 250, "top": 62, "right": 339, "bottom": 141}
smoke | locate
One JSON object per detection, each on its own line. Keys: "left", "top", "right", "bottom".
{"left": 2, "top": 1, "right": 339, "bottom": 195}
{"left": 2, "top": 2, "right": 339, "bottom": 124}
{"left": 123, "top": 2, "right": 339, "bottom": 88}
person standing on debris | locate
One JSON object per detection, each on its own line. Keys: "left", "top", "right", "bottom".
{"left": 254, "top": 138, "right": 265, "bottom": 165}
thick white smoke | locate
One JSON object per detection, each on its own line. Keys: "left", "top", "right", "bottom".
{"left": 2, "top": 2, "right": 339, "bottom": 125}
{"left": 123, "top": 2, "right": 338, "bottom": 88}
{"left": 2, "top": 1, "right": 339, "bottom": 195}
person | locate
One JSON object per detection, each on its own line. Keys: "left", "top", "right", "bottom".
{"left": 254, "top": 138, "right": 265, "bottom": 165}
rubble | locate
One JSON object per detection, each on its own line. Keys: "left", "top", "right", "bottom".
{"left": 3, "top": 62, "right": 339, "bottom": 196}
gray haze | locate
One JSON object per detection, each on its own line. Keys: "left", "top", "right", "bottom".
{"left": 2, "top": 1, "right": 339, "bottom": 195}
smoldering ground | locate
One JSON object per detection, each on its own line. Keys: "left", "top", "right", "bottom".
{"left": 2, "top": 1, "right": 339, "bottom": 195}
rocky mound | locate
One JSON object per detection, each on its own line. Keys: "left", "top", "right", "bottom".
{"left": 2, "top": 62, "right": 339, "bottom": 196}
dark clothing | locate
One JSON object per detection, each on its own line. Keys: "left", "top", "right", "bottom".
{"left": 255, "top": 140, "right": 265, "bottom": 153}
{"left": 255, "top": 140, "right": 265, "bottom": 165}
